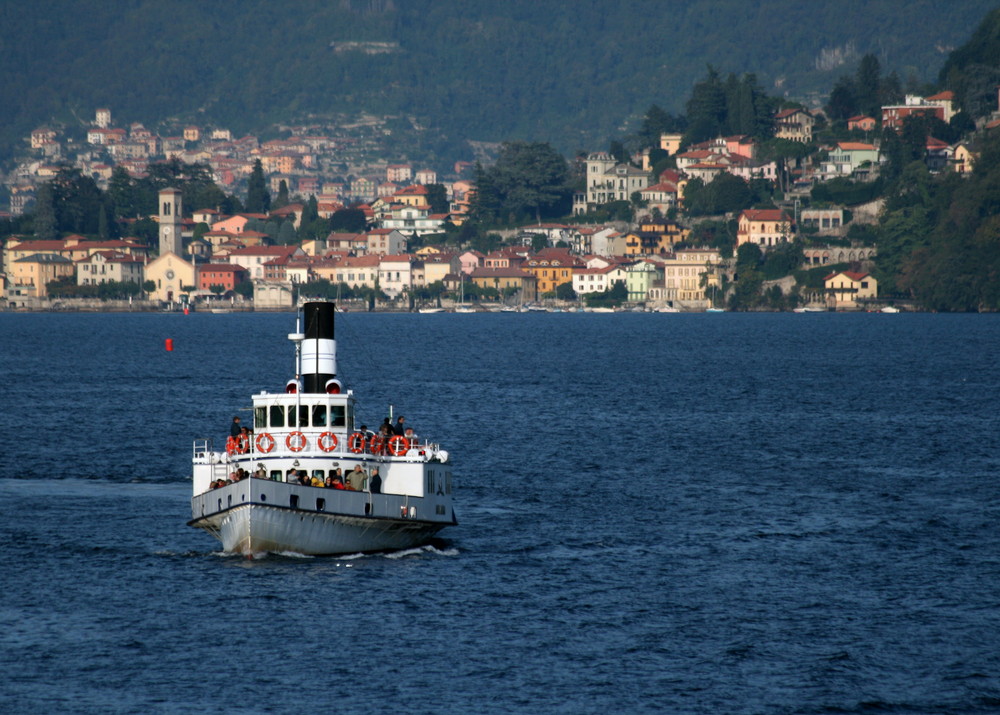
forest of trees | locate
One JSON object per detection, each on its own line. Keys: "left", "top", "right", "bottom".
{"left": 0, "top": 1, "right": 996, "bottom": 164}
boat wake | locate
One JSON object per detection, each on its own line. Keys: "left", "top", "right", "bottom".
{"left": 197, "top": 543, "right": 460, "bottom": 561}
{"left": 383, "top": 544, "right": 459, "bottom": 559}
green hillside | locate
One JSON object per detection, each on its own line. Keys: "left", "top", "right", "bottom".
{"left": 1, "top": 0, "right": 996, "bottom": 164}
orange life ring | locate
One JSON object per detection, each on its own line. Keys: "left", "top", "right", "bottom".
{"left": 318, "top": 431, "right": 339, "bottom": 452}
{"left": 286, "top": 431, "right": 307, "bottom": 452}
{"left": 225, "top": 435, "right": 237, "bottom": 455}
{"left": 388, "top": 435, "right": 410, "bottom": 456}
{"left": 348, "top": 432, "right": 366, "bottom": 454}
{"left": 236, "top": 433, "right": 250, "bottom": 453}
{"left": 368, "top": 435, "right": 385, "bottom": 454}
{"left": 255, "top": 432, "right": 275, "bottom": 453}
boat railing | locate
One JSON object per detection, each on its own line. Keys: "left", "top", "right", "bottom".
{"left": 223, "top": 431, "right": 440, "bottom": 461}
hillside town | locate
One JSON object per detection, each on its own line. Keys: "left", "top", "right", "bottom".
{"left": 4, "top": 82, "right": 1000, "bottom": 312}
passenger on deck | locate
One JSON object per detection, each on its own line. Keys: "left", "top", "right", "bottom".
{"left": 403, "top": 426, "right": 417, "bottom": 444}
{"left": 369, "top": 468, "right": 382, "bottom": 494}
{"left": 359, "top": 424, "right": 374, "bottom": 439}
{"left": 346, "top": 465, "right": 365, "bottom": 491}
{"left": 285, "top": 467, "right": 297, "bottom": 483}
{"left": 298, "top": 470, "right": 310, "bottom": 486}
{"left": 239, "top": 426, "right": 252, "bottom": 453}
{"left": 311, "top": 473, "right": 324, "bottom": 487}
{"left": 381, "top": 418, "right": 393, "bottom": 436}
{"left": 230, "top": 416, "right": 242, "bottom": 438}
{"left": 254, "top": 465, "right": 267, "bottom": 479}
{"left": 332, "top": 477, "right": 347, "bottom": 490}
{"left": 324, "top": 476, "right": 335, "bottom": 488}
{"left": 393, "top": 416, "right": 406, "bottom": 435}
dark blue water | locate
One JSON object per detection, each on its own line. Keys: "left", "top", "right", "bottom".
{"left": 2, "top": 311, "right": 999, "bottom": 714}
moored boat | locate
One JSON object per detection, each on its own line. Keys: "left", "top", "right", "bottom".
{"left": 187, "top": 301, "right": 457, "bottom": 556}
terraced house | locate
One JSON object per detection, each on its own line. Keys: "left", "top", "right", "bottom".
{"left": 736, "top": 209, "right": 793, "bottom": 249}
{"left": 523, "top": 248, "right": 582, "bottom": 294}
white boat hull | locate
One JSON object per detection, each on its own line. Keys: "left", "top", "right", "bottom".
{"left": 206, "top": 504, "right": 446, "bottom": 555}
{"left": 189, "top": 479, "right": 455, "bottom": 556}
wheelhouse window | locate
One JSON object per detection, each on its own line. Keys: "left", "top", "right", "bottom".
{"left": 312, "top": 405, "right": 327, "bottom": 427}
{"left": 330, "top": 405, "right": 346, "bottom": 426}
{"left": 284, "top": 405, "right": 308, "bottom": 427}
{"left": 269, "top": 405, "right": 285, "bottom": 428}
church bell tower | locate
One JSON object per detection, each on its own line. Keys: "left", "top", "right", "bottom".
{"left": 159, "top": 187, "right": 183, "bottom": 256}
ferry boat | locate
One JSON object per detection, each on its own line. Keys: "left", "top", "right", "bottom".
{"left": 187, "top": 301, "right": 457, "bottom": 556}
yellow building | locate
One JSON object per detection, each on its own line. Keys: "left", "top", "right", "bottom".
{"left": 626, "top": 221, "right": 691, "bottom": 255}
{"left": 10, "top": 253, "right": 75, "bottom": 297}
{"left": 469, "top": 267, "right": 537, "bottom": 302}
{"left": 737, "top": 209, "right": 793, "bottom": 249}
{"left": 392, "top": 185, "right": 429, "bottom": 208}
{"left": 953, "top": 143, "right": 976, "bottom": 174}
{"left": 146, "top": 252, "right": 195, "bottom": 302}
{"left": 523, "top": 249, "right": 580, "bottom": 295}
{"left": 659, "top": 133, "right": 683, "bottom": 155}
{"left": 824, "top": 270, "right": 877, "bottom": 309}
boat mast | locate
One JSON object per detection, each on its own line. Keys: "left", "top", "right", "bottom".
{"left": 288, "top": 308, "right": 305, "bottom": 416}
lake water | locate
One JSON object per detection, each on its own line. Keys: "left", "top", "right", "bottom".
{"left": 1, "top": 310, "right": 999, "bottom": 714}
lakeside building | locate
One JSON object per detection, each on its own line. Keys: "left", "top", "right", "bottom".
{"left": 469, "top": 267, "right": 538, "bottom": 302}
{"left": 824, "top": 270, "right": 878, "bottom": 309}
{"left": 145, "top": 252, "right": 195, "bottom": 303}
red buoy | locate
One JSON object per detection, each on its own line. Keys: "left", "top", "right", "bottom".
{"left": 165, "top": 338, "right": 174, "bottom": 351}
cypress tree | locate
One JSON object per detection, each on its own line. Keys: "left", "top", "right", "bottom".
{"left": 246, "top": 159, "right": 270, "bottom": 213}
{"left": 33, "top": 182, "right": 57, "bottom": 239}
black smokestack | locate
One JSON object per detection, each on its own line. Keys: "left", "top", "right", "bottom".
{"left": 301, "top": 302, "right": 336, "bottom": 393}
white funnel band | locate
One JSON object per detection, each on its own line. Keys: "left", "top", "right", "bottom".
{"left": 301, "top": 338, "right": 336, "bottom": 377}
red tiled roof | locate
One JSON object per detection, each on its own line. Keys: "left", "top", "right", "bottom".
{"left": 9, "top": 240, "right": 69, "bottom": 251}
{"left": 227, "top": 246, "right": 298, "bottom": 257}
{"left": 775, "top": 107, "right": 809, "bottom": 119}
{"left": 740, "top": 209, "right": 790, "bottom": 222}
{"left": 837, "top": 142, "right": 876, "bottom": 151}
{"left": 639, "top": 181, "right": 677, "bottom": 194}
{"left": 337, "top": 255, "right": 381, "bottom": 267}
{"left": 200, "top": 263, "right": 246, "bottom": 272}
{"left": 379, "top": 254, "right": 416, "bottom": 263}
{"left": 824, "top": 270, "right": 869, "bottom": 281}
{"left": 470, "top": 267, "right": 533, "bottom": 279}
